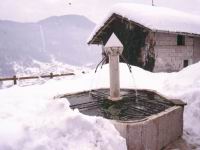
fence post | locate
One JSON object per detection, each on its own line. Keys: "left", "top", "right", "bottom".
{"left": 50, "top": 73, "right": 53, "bottom": 79}
{"left": 13, "top": 75, "right": 17, "bottom": 85}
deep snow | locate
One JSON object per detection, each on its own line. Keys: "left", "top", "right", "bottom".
{"left": 0, "top": 62, "right": 200, "bottom": 149}
{"left": 0, "top": 74, "right": 126, "bottom": 150}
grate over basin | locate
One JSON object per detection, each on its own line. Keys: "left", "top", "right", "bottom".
{"left": 63, "top": 89, "right": 175, "bottom": 121}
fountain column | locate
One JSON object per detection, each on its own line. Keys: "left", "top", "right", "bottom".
{"left": 104, "top": 33, "right": 123, "bottom": 101}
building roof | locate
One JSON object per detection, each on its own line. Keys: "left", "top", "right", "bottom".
{"left": 88, "top": 3, "right": 200, "bottom": 44}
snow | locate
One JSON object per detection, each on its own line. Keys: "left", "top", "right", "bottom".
{"left": 1, "top": 60, "right": 90, "bottom": 89}
{"left": 105, "top": 33, "right": 123, "bottom": 48}
{"left": 1, "top": 61, "right": 200, "bottom": 149}
{"left": 0, "top": 76, "right": 126, "bottom": 150}
{"left": 88, "top": 3, "right": 200, "bottom": 43}
{"left": 12, "top": 60, "right": 82, "bottom": 77}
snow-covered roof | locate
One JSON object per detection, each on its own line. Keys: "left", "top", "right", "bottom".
{"left": 88, "top": 3, "right": 200, "bottom": 44}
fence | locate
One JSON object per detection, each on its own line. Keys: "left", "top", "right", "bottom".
{"left": 0, "top": 72, "right": 75, "bottom": 85}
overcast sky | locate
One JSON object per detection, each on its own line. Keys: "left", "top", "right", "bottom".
{"left": 0, "top": 0, "right": 200, "bottom": 23}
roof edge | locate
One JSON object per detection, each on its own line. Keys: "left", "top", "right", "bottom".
{"left": 152, "top": 29, "right": 200, "bottom": 38}
{"left": 87, "top": 13, "right": 152, "bottom": 45}
{"left": 88, "top": 13, "right": 200, "bottom": 45}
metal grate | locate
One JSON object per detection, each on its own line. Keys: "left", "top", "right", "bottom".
{"left": 66, "top": 89, "right": 175, "bottom": 121}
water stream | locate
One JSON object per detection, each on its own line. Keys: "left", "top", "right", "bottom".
{"left": 129, "top": 66, "right": 138, "bottom": 102}
{"left": 89, "top": 71, "right": 97, "bottom": 93}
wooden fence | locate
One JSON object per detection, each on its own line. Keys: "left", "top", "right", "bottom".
{"left": 0, "top": 72, "right": 75, "bottom": 85}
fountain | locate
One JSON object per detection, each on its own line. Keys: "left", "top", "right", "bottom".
{"left": 62, "top": 33, "right": 186, "bottom": 150}
{"left": 104, "top": 33, "right": 123, "bottom": 101}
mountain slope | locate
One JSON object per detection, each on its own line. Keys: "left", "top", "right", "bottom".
{"left": 0, "top": 15, "right": 101, "bottom": 76}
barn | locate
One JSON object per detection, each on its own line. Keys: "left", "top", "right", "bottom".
{"left": 88, "top": 3, "right": 200, "bottom": 72}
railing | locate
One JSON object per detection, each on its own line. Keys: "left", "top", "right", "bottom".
{"left": 0, "top": 72, "right": 75, "bottom": 85}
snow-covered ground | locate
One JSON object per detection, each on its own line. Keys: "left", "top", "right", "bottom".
{"left": 1, "top": 60, "right": 90, "bottom": 89}
{"left": 0, "top": 75, "right": 126, "bottom": 150}
{"left": 0, "top": 62, "right": 200, "bottom": 149}
{"left": 12, "top": 59, "right": 91, "bottom": 77}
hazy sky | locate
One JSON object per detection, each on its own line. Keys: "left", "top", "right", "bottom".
{"left": 0, "top": 0, "right": 200, "bottom": 23}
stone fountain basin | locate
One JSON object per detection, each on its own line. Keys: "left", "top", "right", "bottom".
{"left": 62, "top": 89, "right": 186, "bottom": 150}
{"left": 112, "top": 106, "right": 184, "bottom": 150}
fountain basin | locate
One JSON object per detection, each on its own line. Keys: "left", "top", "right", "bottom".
{"left": 112, "top": 106, "right": 184, "bottom": 150}
{"left": 62, "top": 89, "right": 185, "bottom": 150}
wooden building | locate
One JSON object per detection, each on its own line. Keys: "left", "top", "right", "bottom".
{"left": 88, "top": 3, "right": 200, "bottom": 72}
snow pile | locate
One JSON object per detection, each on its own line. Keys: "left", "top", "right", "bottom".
{"left": 88, "top": 3, "right": 200, "bottom": 43}
{"left": 0, "top": 81, "right": 126, "bottom": 150}
{"left": 157, "top": 63, "right": 200, "bottom": 147}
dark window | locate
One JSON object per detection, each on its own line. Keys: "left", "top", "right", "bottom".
{"left": 183, "top": 60, "right": 189, "bottom": 68}
{"left": 177, "top": 35, "right": 185, "bottom": 46}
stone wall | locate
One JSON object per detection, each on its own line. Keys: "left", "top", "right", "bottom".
{"left": 112, "top": 106, "right": 184, "bottom": 150}
{"left": 194, "top": 37, "right": 200, "bottom": 63}
{"left": 153, "top": 32, "right": 199, "bottom": 72}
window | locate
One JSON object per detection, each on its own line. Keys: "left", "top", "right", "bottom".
{"left": 177, "top": 35, "right": 185, "bottom": 46}
{"left": 183, "top": 60, "right": 189, "bottom": 68}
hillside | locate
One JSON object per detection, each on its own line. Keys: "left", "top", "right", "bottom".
{"left": 0, "top": 15, "right": 101, "bottom": 77}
